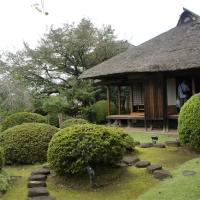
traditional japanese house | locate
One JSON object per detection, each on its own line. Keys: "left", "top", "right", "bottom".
{"left": 80, "top": 8, "right": 200, "bottom": 131}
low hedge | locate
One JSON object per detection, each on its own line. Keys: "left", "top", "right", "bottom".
{"left": 178, "top": 93, "right": 200, "bottom": 150}
{"left": 0, "top": 148, "right": 4, "bottom": 171}
{"left": 0, "top": 170, "right": 9, "bottom": 194}
{"left": 60, "top": 118, "right": 88, "bottom": 129}
{"left": 1, "top": 112, "right": 47, "bottom": 131}
{"left": 48, "top": 124, "right": 134, "bottom": 175}
{"left": 0, "top": 123, "right": 58, "bottom": 164}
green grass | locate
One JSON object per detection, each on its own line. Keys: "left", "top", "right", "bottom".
{"left": 1, "top": 132, "right": 198, "bottom": 200}
{"left": 137, "top": 157, "right": 200, "bottom": 200}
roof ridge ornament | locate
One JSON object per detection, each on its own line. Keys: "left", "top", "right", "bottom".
{"left": 177, "top": 8, "right": 200, "bottom": 26}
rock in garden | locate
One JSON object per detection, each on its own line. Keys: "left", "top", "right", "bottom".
{"left": 154, "top": 143, "right": 166, "bottom": 148}
{"left": 165, "top": 140, "right": 180, "bottom": 147}
{"left": 139, "top": 143, "right": 153, "bottom": 148}
{"left": 135, "top": 160, "right": 151, "bottom": 168}
{"left": 115, "top": 162, "right": 127, "bottom": 167}
{"left": 29, "top": 175, "right": 47, "bottom": 181}
{"left": 182, "top": 170, "right": 196, "bottom": 176}
{"left": 28, "top": 181, "right": 47, "bottom": 188}
{"left": 153, "top": 169, "right": 172, "bottom": 180}
{"left": 134, "top": 141, "right": 140, "bottom": 146}
{"left": 122, "top": 156, "right": 140, "bottom": 165}
{"left": 28, "top": 187, "right": 49, "bottom": 197}
{"left": 32, "top": 168, "right": 50, "bottom": 176}
{"left": 147, "top": 164, "right": 162, "bottom": 173}
{"left": 28, "top": 196, "right": 56, "bottom": 200}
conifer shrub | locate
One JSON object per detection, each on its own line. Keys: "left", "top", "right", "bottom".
{"left": 48, "top": 124, "right": 134, "bottom": 175}
{"left": 178, "top": 93, "right": 200, "bottom": 150}
{"left": 60, "top": 118, "right": 88, "bottom": 129}
{"left": 0, "top": 148, "right": 4, "bottom": 171}
{"left": 0, "top": 123, "right": 58, "bottom": 164}
{"left": 1, "top": 112, "right": 46, "bottom": 131}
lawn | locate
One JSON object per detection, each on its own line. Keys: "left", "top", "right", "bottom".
{"left": 1, "top": 131, "right": 198, "bottom": 200}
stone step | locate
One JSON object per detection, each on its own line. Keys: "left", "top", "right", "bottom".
{"left": 28, "top": 187, "right": 49, "bottom": 197}
{"left": 147, "top": 164, "right": 162, "bottom": 173}
{"left": 135, "top": 160, "right": 151, "bottom": 168}
{"left": 29, "top": 175, "right": 47, "bottom": 182}
{"left": 165, "top": 140, "right": 180, "bottom": 147}
{"left": 154, "top": 143, "right": 166, "bottom": 148}
{"left": 153, "top": 169, "right": 172, "bottom": 180}
{"left": 139, "top": 143, "right": 153, "bottom": 148}
{"left": 28, "top": 181, "right": 47, "bottom": 188}
{"left": 122, "top": 156, "right": 140, "bottom": 165}
{"left": 32, "top": 168, "right": 50, "bottom": 176}
{"left": 28, "top": 196, "right": 56, "bottom": 200}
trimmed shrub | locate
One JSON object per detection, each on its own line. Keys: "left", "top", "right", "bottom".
{"left": 89, "top": 100, "right": 117, "bottom": 124}
{"left": 60, "top": 118, "right": 88, "bottom": 129}
{"left": 0, "top": 123, "right": 58, "bottom": 164}
{"left": 1, "top": 112, "right": 46, "bottom": 131}
{"left": 48, "top": 124, "right": 134, "bottom": 175}
{"left": 0, "top": 148, "right": 4, "bottom": 171}
{"left": 178, "top": 93, "right": 200, "bottom": 150}
{"left": 0, "top": 171, "right": 9, "bottom": 193}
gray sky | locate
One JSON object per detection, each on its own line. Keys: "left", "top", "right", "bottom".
{"left": 0, "top": 0, "right": 200, "bottom": 51}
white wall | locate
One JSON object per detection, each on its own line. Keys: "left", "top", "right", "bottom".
{"left": 167, "top": 78, "right": 176, "bottom": 105}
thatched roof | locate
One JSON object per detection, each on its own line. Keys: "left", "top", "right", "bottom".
{"left": 80, "top": 9, "right": 200, "bottom": 79}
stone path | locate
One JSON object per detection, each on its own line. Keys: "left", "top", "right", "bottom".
{"left": 27, "top": 167, "right": 56, "bottom": 200}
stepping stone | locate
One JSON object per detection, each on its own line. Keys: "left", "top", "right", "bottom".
{"left": 182, "top": 170, "right": 196, "bottom": 176}
{"left": 153, "top": 169, "right": 172, "bottom": 180}
{"left": 122, "top": 156, "right": 140, "bottom": 165}
{"left": 115, "top": 162, "right": 127, "bottom": 167}
{"left": 147, "top": 164, "right": 162, "bottom": 173}
{"left": 135, "top": 160, "right": 151, "bottom": 168}
{"left": 28, "top": 187, "right": 49, "bottom": 197}
{"left": 140, "top": 143, "right": 153, "bottom": 148}
{"left": 134, "top": 141, "right": 140, "bottom": 146}
{"left": 29, "top": 175, "right": 47, "bottom": 182}
{"left": 154, "top": 143, "right": 166, "bottom": 148}
{"left": 165, "top": 140, "right": 180, "bottom": 147}
{"left": 28, "top": 181, "right": 47, "bottom": 188}
{"left": 32, "top": 168, "right": 50, "bottom": 176}
{"left": 28, "top": 196, "right": 56, "bottom": 200}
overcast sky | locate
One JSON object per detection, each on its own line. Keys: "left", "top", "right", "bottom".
{"left": 0, "top": 0, "right": 200, "bottom": 51}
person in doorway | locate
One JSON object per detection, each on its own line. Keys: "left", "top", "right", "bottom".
{"left": 177, "top": 80, "right": 190, "bottom": 108}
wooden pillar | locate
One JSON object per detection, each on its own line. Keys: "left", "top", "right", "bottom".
{"left": 192, "top": 77, "right": 196, "bottom": 95}
{"left": 106, "top": 86, "right": 111, "bottom": 115}
{"left": 117, "top": 86, "right": 121, "bottom": 115}
{"left": 130, "top": 85, "right": 134, "bottom": 113}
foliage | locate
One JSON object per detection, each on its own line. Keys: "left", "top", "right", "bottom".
{"left": 48, "top": 124, "right": 134, "bottom": 175}
{"left": 0, "top": 170, "right": 9, "bottom": 194}
{"left": 0, "top": 148, "right": 5, "bottom": 171}
{"left": 178, "top": 93, "right": 200, "bottom": 150}
{"left": 60, "top": 118, "right": 88, "bottom": 129}
{"left": 1, "top": 112, "right": 47, "bottom": 131}
{"left": 83, "top": 100, "right": 117, "bottom": 123}
{"left": 0, "top": 123, "right": 58, "bottom": 164}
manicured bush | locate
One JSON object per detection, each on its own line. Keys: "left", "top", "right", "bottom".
{"left": 1, "top": 112, "right": 47, "bottom": 131}
{"left": 178, "top": 93, "right": 200, "bottom": 150}
{"left": 0, "top": 148, "right": 4, "bottom": 171}
{"left": 60, "top": 118, "right": 88, "bottom": 129}
{"left": 48, "top": 124, "right": 134, "bottom": 175}
{"left": 0, "top": 123, "right": 58, "bottom": 164}
{"left": 0, "top": 170, "right": 9, "bottom": 193}
{"left": 83, "top": 100, "right": 117, "bottom": 123}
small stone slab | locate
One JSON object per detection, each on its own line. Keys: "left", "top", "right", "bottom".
{"left": 134, "top": 141, "right": 140, "bottom": 146}
{"left": 29, "top": 175, "right": 47, "bottom": 182}
{"left": 139, "top": 143, "right": 153, "bottom": 148}
{"left": 182, "top": 170, "right": 197, "bottom": 176}
{"left": 115, "top": 162, "right": 127, "bottom": 167}
{"left": 147, "top": 164, "right": 162, "bottom": 173}
{"left": 28, "top": 181, "right": 47, "bottom": 188}
{"left": 28, "top": 196, "right": 55, "bottom": 200}
{"left": 154, "top": 143, "right": 166, "bottom": 148}
{"left": 32, "top": 168, "right": 50, "bottom": 176}
{"left": 28, "top": 187, "right": 49, "bottom": 197}
{"left": 135, "top": 160, "right": 151, "bottom": 168}
{"left": 153, "top": 169, "right": 172, "bottom": 180}
{"left": 122, "top": 156, "right": 140, "bottom": 165}
{"left": 165, "top": 140, "right": 180, "bottom": 147}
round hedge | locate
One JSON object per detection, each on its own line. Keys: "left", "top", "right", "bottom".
{"left": 92, "top": 100, "right": 117, "bottom": 123}
{"left": 60, "top": 118, "right": 88, "bottom": 129}
{"left": 0, "top": 148, "right": 4, "bottom": 171}
{"left": 1, "top": 112, "right": 47, "bottom": 131}
{"left": 178, "top": 93, "right": 200, "bottom": 150}
{"left": 48, "top": 124, "right": 134, "bottom": 175}
{"left": 0, "top": 123, "right": 58, "bottom": 164}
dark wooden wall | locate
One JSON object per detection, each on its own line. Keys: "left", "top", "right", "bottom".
{"left": 144, "top": 75, "right": 166, "bottom": 120}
